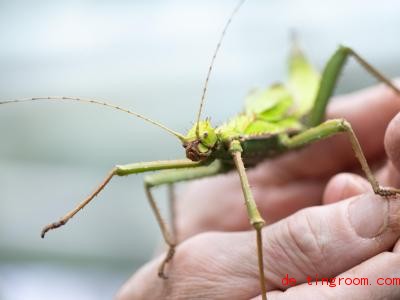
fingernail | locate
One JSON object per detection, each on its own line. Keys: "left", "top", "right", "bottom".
{"left": 337, "top": 174, "right": 371, "bottom": 198}
{"left": 348, "top": 193, "right": 388, "bottom": 238}
{"left": 348, "top": 175, "right": 371, "bottom": 192}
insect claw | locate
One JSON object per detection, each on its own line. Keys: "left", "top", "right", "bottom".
{"left": 157, "top": 245, "right": 176, "bottom": 279}
{"left": 375, "top": 186, "right": 400, "bottom": 198}
{"left": 41, "top": 219, "right": 67, "bottom": 238}
{"left": 158, "top": 270, "right": 169, "bottom": 280}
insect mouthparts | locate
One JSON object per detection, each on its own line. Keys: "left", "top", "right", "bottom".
{"left": 183, "top": 140, "right": 209, "bottom": 162}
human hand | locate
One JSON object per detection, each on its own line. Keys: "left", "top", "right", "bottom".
{"left": 117, "top": 83, "right": 400, "bottom": 299}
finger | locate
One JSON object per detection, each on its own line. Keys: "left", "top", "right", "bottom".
{"left": 373, "top": 112, "right": 400, "bottom": 191}
{"left": 385, "top": 112, "right": 400, "bottom": 175}
{"left": 321, "top": 157, "right": 400, "bottom": 207}
{"left": 116, "top": 192, "right": 400, "bottom": 299}
{"left": 177, "top": 176, "right": 325, "bottom": 239}
{"left": 265, "top": 250, "right": 400, "bottom": 299}
{"left": 376, "top": 161, "right": 400, "bottom": 189}
{"left": 322, "top": 173, "right": 371, "bottom": 204}
{"left": 393, "top": 236, "right": 400, "bottom": 252}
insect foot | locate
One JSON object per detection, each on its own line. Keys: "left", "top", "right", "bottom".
{"left": 376, "top": 187, "right": 400, "bottom": 198}
{"left": 158, "top": 244, "right": 176, "bottom": 279}
{"left": 41, "top": 219, "right": 68, "bottom": 238}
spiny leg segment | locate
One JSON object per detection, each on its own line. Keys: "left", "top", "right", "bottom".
{"left": 230, "top": 140, "right": 267, "bottom": 300}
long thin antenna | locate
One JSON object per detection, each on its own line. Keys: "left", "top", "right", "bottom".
{"left": 195, "top": 0, "right": 247, "bottom": 137}
{"left": 0, "top": 96, "right": 185, "bottom": 140}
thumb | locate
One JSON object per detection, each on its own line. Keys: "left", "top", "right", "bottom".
{"left": 385, "top": 112, "right": 400, "bottom": 175}
{"left": 116, "top": 192, "right": 400, "bottom": 299}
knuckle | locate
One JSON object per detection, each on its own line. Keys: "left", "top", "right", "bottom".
{"left": 284, "top": 209, "right": 328, "bottom": 274}
{"left": 162, "top": 232, "right": 231, "bottom": 299}
{"left": 175, "top": 232, "right": 218, "bottom": 272}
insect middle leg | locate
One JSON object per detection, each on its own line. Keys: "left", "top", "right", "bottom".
{"left": 144, "top": 160, "right": 227, "bottom": 278}
{"left": 282, "top": 118, "right": 400, "bottom": 196}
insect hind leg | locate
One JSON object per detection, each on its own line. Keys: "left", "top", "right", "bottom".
{"left": 283, "top": 118, "right": 400, "bottom": 196}
{"left": 308, "top": 45, "right": 400, "bottom": 127}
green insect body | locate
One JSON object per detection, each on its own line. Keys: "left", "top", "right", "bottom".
{"left": 1, "top": 3, "right": 400, "bottom": 300}
{"left": 182, "top": 45, "right": 318, "bottom": 166}
{"left": 139, "top": 42, "right": 400, "bottom": 300}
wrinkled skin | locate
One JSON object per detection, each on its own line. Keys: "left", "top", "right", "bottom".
{"left": 117, "top": 82, "right": 400, "bottom": 300}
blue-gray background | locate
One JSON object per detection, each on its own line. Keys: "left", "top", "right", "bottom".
{"left": 0, "top": 0, "right": 399, "bottom": 299}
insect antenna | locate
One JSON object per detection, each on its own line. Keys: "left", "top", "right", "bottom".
{"left": 194, "top": 0, "right": 247, "bottom": 138}
{"left": 0, "top": 96, "right": 185, "bottom": 140}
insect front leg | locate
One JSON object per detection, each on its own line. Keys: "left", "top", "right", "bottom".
{"left": 41, "top": 159, "right": 202, "bottom": 238}
{"left": 308, "top": 46, "right": 400, "bottom": 127}
{"left": 229, "top": 140, "right": 267, "bottom": 300}
{"left": 282, "top": 118, "right": 400, "bottom": 196}
{"left": 143, "top": 160, "right": 226, "bottom": 278}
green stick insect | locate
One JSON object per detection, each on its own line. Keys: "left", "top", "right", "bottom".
{"left": 1, "top": 1, "right": 400, "bottom": 299}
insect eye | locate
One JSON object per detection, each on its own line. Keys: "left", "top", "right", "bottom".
{"left": 203, "top": 132, "right": 208, "bottom": 138}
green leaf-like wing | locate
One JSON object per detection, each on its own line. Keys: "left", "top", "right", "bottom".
{"left": 288, "top": 44, "right": 320, "bottom": 116}
{"left": 217, "top": 41, "right": 319, "bottom": 140}
{"left": 240, "top": 84, "right": 303, "bottom": 136}
{"left": 244, "top": 117, "right": 303, "bottom": 135}
{"left": 245, "top": 84, "right": 293, "bottom": 120}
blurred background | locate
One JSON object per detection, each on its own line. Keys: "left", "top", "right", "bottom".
{"left": 0, "top": 0, "right": 399, "bottom": 299}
